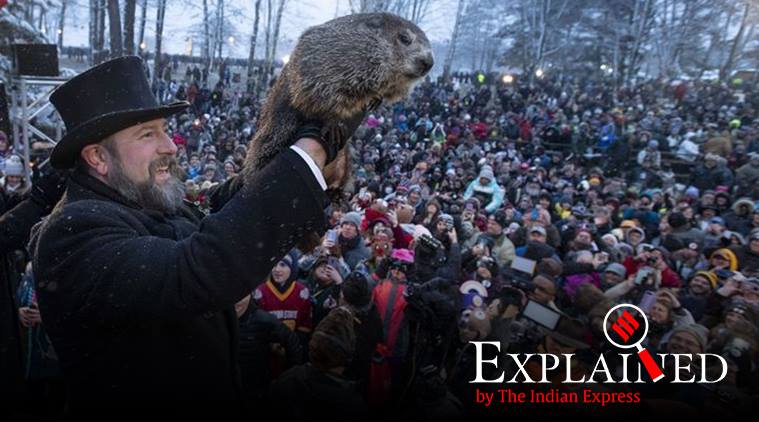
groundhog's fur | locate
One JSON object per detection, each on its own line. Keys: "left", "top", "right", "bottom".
{"left": 242, "top": 13, "right": 433, "bottom": 187}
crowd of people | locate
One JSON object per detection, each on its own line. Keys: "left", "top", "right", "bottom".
{"left": 4, "top": 66, "right": 759, "bottom": 417}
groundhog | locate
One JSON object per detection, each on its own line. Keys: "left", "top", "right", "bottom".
{"left": 242, "top": 12, "right": 434, "bottom": 190}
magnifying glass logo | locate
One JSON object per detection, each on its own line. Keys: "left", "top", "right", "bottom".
{"left": 603, "top": 304, "right": 665, "bottom": 382}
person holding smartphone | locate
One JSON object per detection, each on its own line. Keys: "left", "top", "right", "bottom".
{"left": 307, "top": 255, "right": 344, "bottom": 327}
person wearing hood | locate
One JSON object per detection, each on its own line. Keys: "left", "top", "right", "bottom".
{"left": 735, "top": 152, "right": 759, "bottom": 197}
{"left": 463, "top": 165, "right": 505, "bottom": 214}
{"left": 722, "top": 198, "right": 754, "bottom": 236}
{"left": 338, "top": 212, "right": 371, "bottom": 270}
{"left": 625, "top": 226, "right": 646, "bottom": 249}
{"left": 707, "top": 248, "right": 739, "bottom": 272}
{"left": 2, "top": 155, "right": 26, "bottom": 194}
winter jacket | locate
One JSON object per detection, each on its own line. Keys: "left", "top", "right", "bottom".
{"left": 689, "top": 164, "right": 734, "bottom": 191}
{"left": 373, "top": 279, "right": 409, "bottom": 359}
{"left": 30, "top": 150, "right": 327, "bottom": 411}
{"left": 463, "top": 179, "right": 505, "bottom": 214}
{"left": 340, "top": 235, "right": 371, "bottom": 271}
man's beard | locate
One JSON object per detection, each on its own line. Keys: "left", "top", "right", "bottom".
{"left": 107, "top": 155, "right": 185, "bottom": 214}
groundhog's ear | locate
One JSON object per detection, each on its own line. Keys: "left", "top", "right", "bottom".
{"left": 362, "top": 15, "right": 385, "bottom": 30}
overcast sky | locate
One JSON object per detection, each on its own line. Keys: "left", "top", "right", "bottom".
{"left": 62, "top": 0, "right": 456, "bottom": 59}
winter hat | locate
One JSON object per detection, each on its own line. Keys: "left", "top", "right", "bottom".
{"left": 340, "top": 212, "right": 363, "bottom": 229}
{"left": 627, "top": 227, "right": 646, "bottom": 241}
{"left": 309, "top": 307, "right": 356, "bottom": 371}
{"left": 529, "top": 225, "right": 547, "bottom": 236}
{"left": 667, "top": 324, "right": 709, "bottom": 352}
{"left": 685, "top": 186, "right": 700, "bottom": 198}
{"left": 605, "top": 263, "right": 627, "bottom": 278}
{"left": 272, "top": 251, "right": 298, "bottom": 283}
{"left": 342, "top": 271, "right": 372, "bottom": 310}
{"left": 709, "top": 216, "right": 726, "bottom": 226}
{"left": 710, "top": 248, "right": 738, "bottom": 271}
{"left": 478, "top": 165, "right": 495, "bottom": 181}
{"left": 437, "top": 213, "right": 455, "bottom": 227}
{"left": 602, "top": 233, "right": 619, "bottom": 247}
{"left": 692, "top": 270, "right": 718, "bottom": 290}
{"left": 3, "top": 155, "right": 25, "bottom": 177}
{"left": 390, "top": 248, "right": 415, "bottom": 264}
{"left": 491, "top": 210, "right": 509, "bottom": 228}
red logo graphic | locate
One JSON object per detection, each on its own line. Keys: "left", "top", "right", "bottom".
{"left": 603, "top": 304, "right": 664, "bottom": 382}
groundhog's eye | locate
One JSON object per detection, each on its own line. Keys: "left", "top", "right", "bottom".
{"left": 398, "top": 33, "right": 412, "bottom": 46}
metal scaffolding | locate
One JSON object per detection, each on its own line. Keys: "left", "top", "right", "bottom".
{"left": 9, "top": 75, "right": 68, "bottom": 187}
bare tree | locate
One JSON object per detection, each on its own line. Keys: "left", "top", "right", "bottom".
{"left": 89, "top": 0, "right": 106, "bottom": 63}
{"left": 215, "top": 0, "right": 225, "bottom": 65}
{"left": 138, "top": 0, "right": 147, "bottom": 53}
{"left": 718, "top": 0, "right": 755, "bottom": 80}
{"left": 246, "top": 0, "right": 263, "bottom": 95}
{"left": 202, "top": 0, "right": 211, "bottom": 67}
{"left": 123, "top": 0, "right": 137, "bottom": 55}
{"left": 258, "top": 0, "right": 272, "bottom": 92}
{"left": 442, "top": 0, "right": 465, "bottom": 81}
{"left": 57, "top": 0, "right": 67, "bottom": 50}
{"left": 153, "top": 0, "right": 168, "bottom": 88}
{"left": 107, "top": 0, "right": 124, "bottom": 58}
{"left": 267, "top": 0, "right": 287, "bottom": 78}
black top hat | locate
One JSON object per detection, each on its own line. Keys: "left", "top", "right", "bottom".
{"left": 49, "top": 56, "right": 189, "bottom": 169}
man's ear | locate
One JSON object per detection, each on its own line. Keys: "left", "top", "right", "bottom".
{"left": 80, "top": 144, "right": 109, "bottom": 177}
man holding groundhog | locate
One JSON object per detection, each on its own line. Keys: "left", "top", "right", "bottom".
{"left": 30, "top": 56, "right": 360, "bottom": 412}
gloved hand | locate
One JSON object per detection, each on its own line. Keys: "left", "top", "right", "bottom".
{"left": 293, "top": 99, "right": 380, "bottom": 165}
{"left": 29, "top": 167, "right": 67, "bottom": 210}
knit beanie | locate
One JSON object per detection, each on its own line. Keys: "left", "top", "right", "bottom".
{"left": 479, "top": 165, "right": 494, "bottom": 182}
{"left": 668, "top": 324, "right": 709, "bottom": 352}
{"left": 342, "top": 271, "right": 372, "bottom": 310}
{"left": 692, "top": 270, "right": 718, "bottom": 290}
{"left": 340, "top": 211, "right": 363, "bottom": 229}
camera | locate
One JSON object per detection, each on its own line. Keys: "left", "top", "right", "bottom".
{"left": 417, "top": 234, "right": 443, "bottom": 254}
{"left": 501, "top": 268, "right": 535, "bottom": 292}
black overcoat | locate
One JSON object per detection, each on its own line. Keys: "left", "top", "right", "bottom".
{"left": 31, "top": 150, "right": 327, "bottom": 411}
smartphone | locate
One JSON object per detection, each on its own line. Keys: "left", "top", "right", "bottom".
{"left": 639, "top": 290, "right": 657, "bottom": 314}
{"left": 326, "top": 229, "right": 338, "bottom": 244}
{"left": 521, "top": 300, "right": 561, "bottom": 330}
{"left": 327, "top": 256, "right": 339, "bottom": 269}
